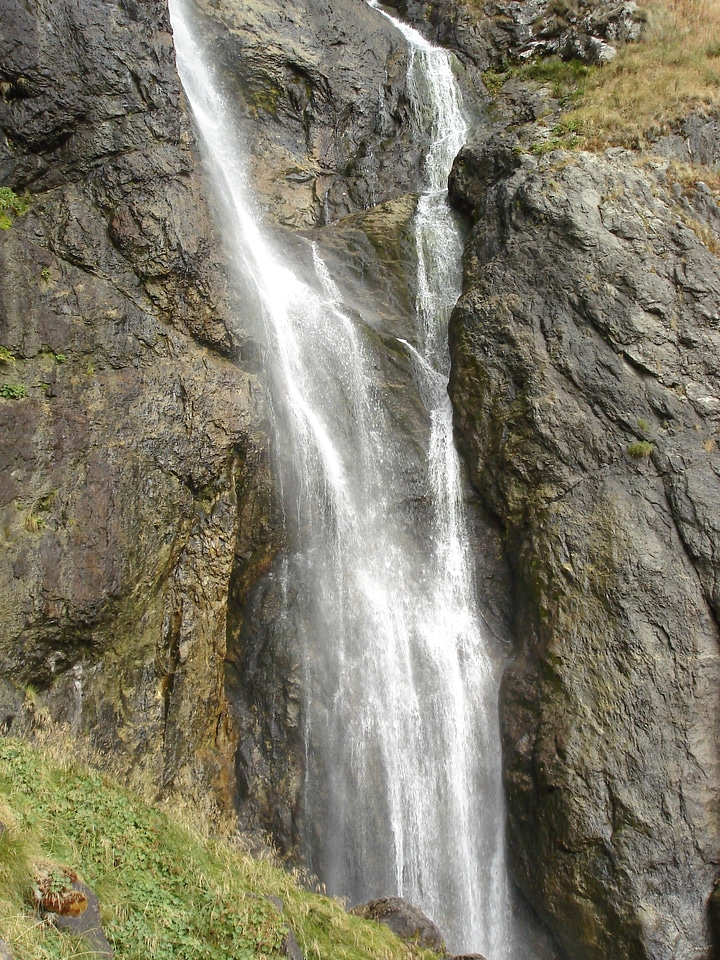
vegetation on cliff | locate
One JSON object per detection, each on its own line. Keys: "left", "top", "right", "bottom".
{"left": 567, "top": 0, "right": 720, "bottom": 147}
{"left": 0, "top": 736, "right": 435, "bottom": 960}
{"left": 481, "top": 0, "right": 720, "bottom": 162}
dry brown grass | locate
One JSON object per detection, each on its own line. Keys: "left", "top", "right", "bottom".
{"left": 571, "top": 0, "right": 720, "bottom": 146}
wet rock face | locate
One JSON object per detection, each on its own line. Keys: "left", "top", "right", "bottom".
{"left": 185, "top": 0, "right": 426, "bottom": 227}
{"left": 0, "top": 0, "right": 275, "bottom": 809}
{"left": 448, "top": 142, "right": 720, "bottom": 959}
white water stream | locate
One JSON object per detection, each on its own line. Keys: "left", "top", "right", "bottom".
{"left": 170, "top": 0, "right": 514, "bottom": 954}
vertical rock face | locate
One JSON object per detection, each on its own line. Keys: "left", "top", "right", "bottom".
{"left": 448, "top": 141, "right": 720, "bottom": 959}
{"left": 187, "top": 0, "right": 424, "bottom": 226}
{"left": 0, "top": 0, "right": 278, "bottom": 809}
{"left": 176, "top": 0, "right": 504, "bottom": 857}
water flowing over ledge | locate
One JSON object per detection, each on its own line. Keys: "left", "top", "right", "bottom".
{"left": 169, "top": 0, "right": 516, "bottom": 953}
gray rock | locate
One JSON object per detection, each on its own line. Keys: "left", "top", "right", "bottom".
{"left": 449, "top": 143, "right": 720, "bottom": 960}
{"left": 51, "top": 881, "right": 113, "bottom": 959}
{"left": 283, "top": 928, "right": 304, "bottom": 960}
{"left": 390, "top": 0, "right": 644, "bottom": 70}
{"left": 187, "top": 0, "right": 427, "bottom": 226}
{"left": 351, "top": 897, "right": 445, "bottom": 952}
{"left": 0, "top": 939, "right": 13, "bottom": 960}
{"left": 650, "top": 109, "right": 720, "bottom": 172}
{"left": 0, "top": 0, "right": 275, "bottom": 816}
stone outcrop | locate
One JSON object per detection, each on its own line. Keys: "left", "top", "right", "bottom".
{"left": 187, "top": 0, "right": 423, "bottom": 226}
{"left": 0, "top": 0, "right": 276, "bottom": 810}
{"left": 448, "top": 137, "right": 720, "bottom": 959}
{"left": 385, "top": 0, "right": 644, "bottom": 71}
{"left": 352, "top": 897, "right": 446, "bottom": 953}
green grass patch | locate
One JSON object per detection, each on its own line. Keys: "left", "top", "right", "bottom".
{"left": 0, "top": 737, "right": 435, "bottom": 960}
{"left": 627, "top": 440, "right": 654, "bottom": 458}
{"left": 0, "top": 187, "right": 30, "bottom": 230}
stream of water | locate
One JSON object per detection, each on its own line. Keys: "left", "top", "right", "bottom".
{"left": 170, "top": 0, "right": 515, "bottom": 953}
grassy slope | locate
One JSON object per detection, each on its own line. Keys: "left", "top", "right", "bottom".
{"left": 0, "top": 737, "right": 436, "bottom": 960}
{"left": 481, "top": 0, "right": 720, "bottom": 161}
{"left": 570, "top": 0, "right": 720, "bottom": 146}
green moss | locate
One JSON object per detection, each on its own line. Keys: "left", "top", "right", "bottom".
{"left": 0, "top": 738, "right": 436, "bottom": 960}
{"left": 247, "top": 83, "right": 282, "bottom": 117}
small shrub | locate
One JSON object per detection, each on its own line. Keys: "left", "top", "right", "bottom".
{"left": 54, "top": 353, "right": 67, "bottom": 364}
{"left": 637, "top": 418, "right": 650, "bottom": 432}
{"left": 0, "top": 346, "right": 15, "bottom": 365}
{"left": 628, "top": 440, "right": 653, "bottom": 458}
{"left": 482, "top": 69, "right": 508, "bottom": 95}
{"left": 0, "top": 187, "right": 30, "bottom": 230}
{"left": 0, "top": 383, "right": 27, "bottom": 400}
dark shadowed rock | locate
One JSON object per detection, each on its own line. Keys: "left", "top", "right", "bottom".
{"left": 351, "top": 897, "right": 445, "bottom": 952}
{"left": 0, "top": 0, "right": 275, "bottom": 814}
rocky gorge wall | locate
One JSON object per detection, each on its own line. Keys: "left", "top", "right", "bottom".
{"left": 0, "top": 0, "right": 500, "bottom": 851}
{"left": 2, "top": 1, "right": 720, "bottom": 959}
{"left": 0, "top": 0, "right": 280, "bottom": 811}
{"left": 448, "top": 136, "right": 720, "bottom": 960}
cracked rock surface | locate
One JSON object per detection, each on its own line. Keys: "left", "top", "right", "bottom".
{"left": 449, "top": 141, "right": 720, "bottom": 959}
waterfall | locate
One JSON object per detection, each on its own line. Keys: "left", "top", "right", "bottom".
{"left": 169, "top": 0, "right": 514, "bottom": 954}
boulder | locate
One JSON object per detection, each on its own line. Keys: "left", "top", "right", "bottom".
{"left": 351, "top": 897, "right": 445, "bottom": 952}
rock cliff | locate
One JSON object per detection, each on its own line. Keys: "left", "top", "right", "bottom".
{"left": 448, "top": 134, "right": 720, "bottom": 958}
{"left": 0, "top": 0, "right": 481, "bottom": 852}
{"left": 2, "top": 0, "right": 720, "bottom": 958}
{"left": 0, "top": 0, "right": 277, "bottom": 810}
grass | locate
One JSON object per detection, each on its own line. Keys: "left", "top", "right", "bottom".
{"left": 0, "top": 736, "right": 437, "bottom": 960}
{"left": 554, "top": 0, "right": 720, "bottom": 146}
{"left": 481, "top": 0, "right": 720, "bottom": 150}
{"left": 627, "top": 440, "right": 654, "bottom": 458}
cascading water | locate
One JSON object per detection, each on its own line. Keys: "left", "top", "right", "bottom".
{"left": 169, "top": 0, "right": 515, "bottom": 954}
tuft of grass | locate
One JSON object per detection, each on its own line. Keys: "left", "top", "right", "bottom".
{"left": 0, "top": 346, "right": 16, "bottom": 365}
{"left": 0, "top": 737, "right": 436, "bottom": 960}
{"left": 0, "top": 187, "right": 30, "bottom": 230}
{"left": 627, "top": 440, "right": 654, "bottom": 458}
